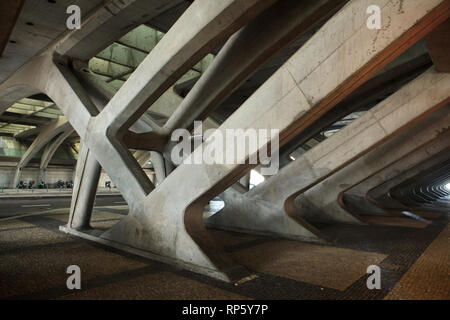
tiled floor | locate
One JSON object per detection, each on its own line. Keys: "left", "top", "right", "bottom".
{"left": 0, "top": 207, "right": 448, "bottom": 300}
{"left": 385, "top": 224, "right": 450, "bottom": 300}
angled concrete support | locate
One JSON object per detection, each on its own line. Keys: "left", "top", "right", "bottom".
{"left": 68, "top": 141, "right": 101, "bottom": 230}
{"left": 1, "top": 0, "right": 448, "bottom": 283}
{"left": 278, "top": 52, "right": 432, "bottom": 168}
{"left": 209, "top": 69, "right": 450, "bottom": 234}
{"left": 345, "top": 139, "right": 450, "bottom": 216}
{"left": 161, "top": 0, "right": 347, "bottom": 134}
{"left": 12, "top": 118, "right": 72, "bottom": 187}
{"left": 150, "top": 151, "right": 175, "bottom": 185}
{"left": 294, "top": 105, "right": 449, "bottom": 224}
{"left": 39, "top": 128, "right": 74, "bottom": 181}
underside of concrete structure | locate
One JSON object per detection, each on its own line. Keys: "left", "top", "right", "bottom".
{"left": 0, "top": 0, "right": 449, "bottom": 301}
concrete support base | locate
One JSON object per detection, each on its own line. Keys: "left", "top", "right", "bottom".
{"left": 59, "top": 225, "right": 256, "bottom": 284}
{"left": 206, "top": 188, "right": 327, "bottom": 242}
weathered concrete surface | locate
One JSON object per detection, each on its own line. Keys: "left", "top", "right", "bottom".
{"left": 345, "top": 139, "right": 450, "bottom": 216}
{"left": 294, "top": 106, "right": 449, "bottom": 224}
{"left": 68, "top": 64, "right": 175, "bottom": 231}
{"left": 209, "top": 187, "right": 327, "bottom": 242}
{"left": 1, "top": 0, "right": 448, "bottom": 282}
{"left": 209, "top": 69, "right": 450, "bottom": 235}
{"left": 12, "top": 118, "right": 72, "bottom": 188}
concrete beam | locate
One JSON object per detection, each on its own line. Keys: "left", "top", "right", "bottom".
{"left": 14, "top": 127, "right": 41, "bottom": 139}
{"left": 93, "top": 0, "right": 277, "bottom": 136}
{"left": 150, "top": 151, "right": 174, "bottom": 185}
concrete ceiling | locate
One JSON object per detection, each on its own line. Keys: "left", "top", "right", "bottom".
{"left": 0, "top": 0, "right": 193, "bottom": 136}
{"left": 0, "top": 0, "right": 103, "bottom": 84}
{"left": 0, "top": 0, "right": 434, "bottom": 156}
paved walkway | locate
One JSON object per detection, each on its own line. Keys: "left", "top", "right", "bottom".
{"left": 0, "top": 188, "right": 120, "bottom": 199}
{"left": 0, "top": 206, "right": 448, "bottom": 299}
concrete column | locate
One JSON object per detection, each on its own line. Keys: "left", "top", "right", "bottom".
{"left": 150, "top": 151, "right": 169, "bottom": 185}
{"left": 68, "top": 142, "right": 101, "bottom": 230}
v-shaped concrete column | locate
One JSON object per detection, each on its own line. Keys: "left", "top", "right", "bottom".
{"left": 0, "top": 0, "right": 279, "bottom": 283}
{"left": 68, "top": 141, "right": 101, "bottom": 230}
